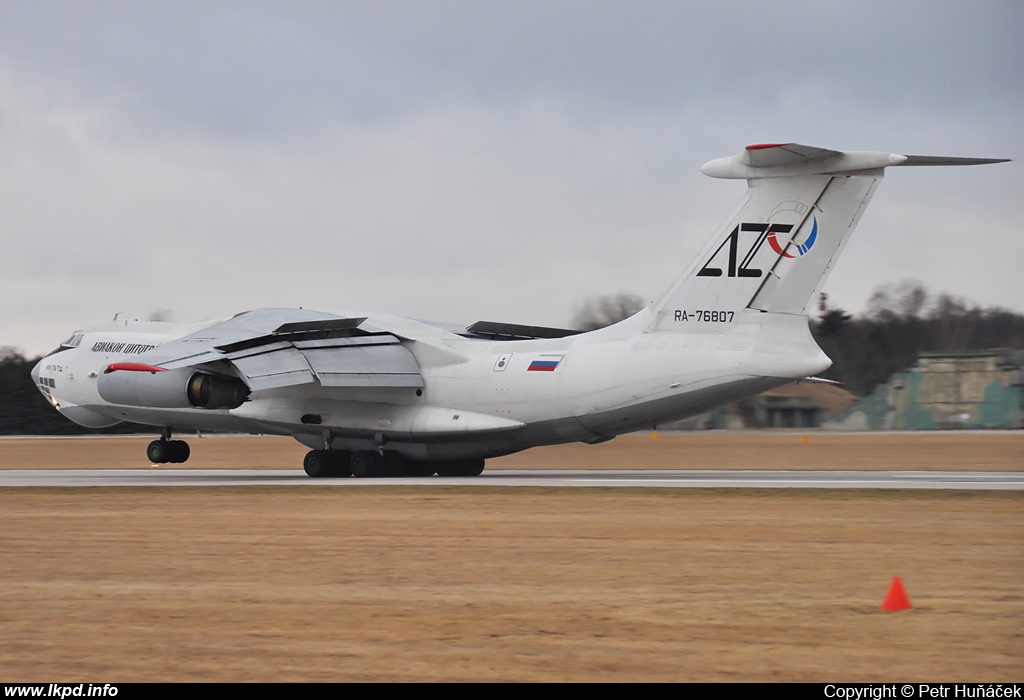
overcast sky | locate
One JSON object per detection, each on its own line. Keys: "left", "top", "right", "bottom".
{"left": 2, "top": 1, "right": 1022, "bottom": 355}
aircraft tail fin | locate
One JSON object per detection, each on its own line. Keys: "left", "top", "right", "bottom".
{"left": 645, "top": 143, "right": 1008, "bottom": 332}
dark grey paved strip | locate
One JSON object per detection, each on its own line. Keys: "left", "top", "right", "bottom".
{"left": 0, "top": 470, "right": 1020, "bottom": 490}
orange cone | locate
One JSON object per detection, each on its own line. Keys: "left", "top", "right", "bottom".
{"left": 881, "top": 575, "right": 913, "bottom": 612}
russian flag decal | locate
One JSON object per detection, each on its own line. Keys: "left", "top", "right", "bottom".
{"left": 527, "top": 355, "right": 563, "bottom": 372}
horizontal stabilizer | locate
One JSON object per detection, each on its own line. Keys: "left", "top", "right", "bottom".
{"left": 702, "top": 143, "right": 1009, "bottom": 179}
{"left": 651, "top": 142, "right": 1009, "bottom": 327}
{"left": 742, "top": 143, "right": 842, "bottom": 167}
{"left": 797, "top": 376, "right": 843, "bottom": 386}
{"left": 895, "top": 155, "right": 1010, "bottom": 167}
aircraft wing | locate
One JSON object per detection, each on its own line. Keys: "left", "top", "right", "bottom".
{"left": 135, "top": 308, "right": 425, "bottom": 391}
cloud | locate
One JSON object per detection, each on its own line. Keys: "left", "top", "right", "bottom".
{"left": 0, "top": 64, "right": 718, "bottom": 353}
{"left": 1, "top": 2, "right": 1022, "bottom": 356}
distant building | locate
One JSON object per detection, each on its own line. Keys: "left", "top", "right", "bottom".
{"left": 823, "top": 349, "right": 1024, "bottom": 430}
{"left": 659, "top": 382, "right": 857, "bottom": 430}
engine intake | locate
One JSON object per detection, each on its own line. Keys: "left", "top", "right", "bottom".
{"left": 186, "top": 373, "right": 249, "bottom": 409}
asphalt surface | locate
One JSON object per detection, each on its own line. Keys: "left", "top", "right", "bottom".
{"left": 0, "top": 469, "right": 1020, "bottom": 489}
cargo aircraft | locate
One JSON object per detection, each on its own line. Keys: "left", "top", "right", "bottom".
{"left": 32, "top": 143, "right": 1007, "bottom": 477}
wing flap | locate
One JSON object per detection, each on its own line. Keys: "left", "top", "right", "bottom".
{"left": 303, "top": 344, "right": 424, "bottom": 388}
{"left": 226, "top": 339, "right": 425, "bottom": 390}
{"left": 290, "top": 335, "right": 402, "bottom": 350}
{"left": 231, "top": 347, "right": 317, "bottom": 391}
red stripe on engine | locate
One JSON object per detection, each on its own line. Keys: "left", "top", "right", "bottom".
{"left": 105, "top": 362, "right": 167, "bottom": 374}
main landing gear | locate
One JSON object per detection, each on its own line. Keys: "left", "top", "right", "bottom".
{"left": 147, "top": 436, "right": 190, "bottom": 464}
{"left": 303, "top": 449, "right": 485, "bottom": 478}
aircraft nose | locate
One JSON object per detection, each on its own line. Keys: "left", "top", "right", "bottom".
{"left": 30, "top": 358, "right": 42, "bottom": 386}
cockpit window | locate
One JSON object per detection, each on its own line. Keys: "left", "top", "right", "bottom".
{"left": 60, "top": 332, "right": 84, "bottom": 348}
{"left": 45, "top": 331, "right": 84, "bottom": 357}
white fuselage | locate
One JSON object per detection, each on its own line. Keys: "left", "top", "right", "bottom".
{"left": 33, "top": 307, "right": 828, "bottom": 460}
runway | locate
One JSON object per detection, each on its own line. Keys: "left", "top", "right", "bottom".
{"left": 0, "top": 468, "right": 1021, "bottom": 489}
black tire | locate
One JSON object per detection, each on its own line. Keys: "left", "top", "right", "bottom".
{"left": 460, "top": 458, "right": 485, "bottom": 476}
{"left": 169, "top": 440, "right": 190, "bottom": 463}
{"left": 434, "top": 460, "right": 462, "bottom": 477}
{"left": 303, "top": 450, "right": 330, "bottom": 478}
{"left": 436, "top": 459, "right": 486, "bottom": 477}
{"left": 147, "top": 440, "right": 169, "bottom": 464}
{"left": 350, "top": 450, "right": 383, "bottom": 478}
{"left": 405, "top": 461, "right": 437, "bottom": 477}
{"left": 326, "top": 450, "right": 352, "bottom": 477}
{"left": 382, "top": 451, "right": 407, "bottom": 477}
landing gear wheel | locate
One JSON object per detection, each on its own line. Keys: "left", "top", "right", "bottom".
{"left": 436, "top": 458, "right": 486, "bottom": 477}
{"left": 147, "top": 440, "right": 169, "bottom": 464}
{"left": 147, "top": 439, "right": 190, "bottom": 464}
{"left": 350, "top": 450, "right": 384, "bottom": 478}
{"left": 327, "top": 450, "right": 352, "bottom": 477}
{"left": 168, "top": 440, "right": 190, "bottom": 463}
{"left": 405, "top": 461, "right": 437, "bottom": 477}
{"left": 460, "top": 458, "right": 485, "bottom": 476}
{"left": 304, "top": 450, "right": 353, "bottom": 478}
{"left": 304, "top": 450, "right": 333, "bottom": 478}
{"left": 435, "top": 460, "right": 461, "bottom": 477}
{"left": 382, "top": 451, "right": 407, "bottom": 477}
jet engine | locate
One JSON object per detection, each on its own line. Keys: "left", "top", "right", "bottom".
{"left": 97, "top": 367, "right": 249, "bottom": 410}
{"left": 185, "top": 372, "right": 250, "bottom": 409}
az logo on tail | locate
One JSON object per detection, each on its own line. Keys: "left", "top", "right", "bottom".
{"left": 768, "top": 216, "right": 818, "bottom": 258}
{"left": 698, "top": 204, "right": 818, "bottom": 278}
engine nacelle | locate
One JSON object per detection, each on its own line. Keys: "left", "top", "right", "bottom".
{"left": 97, "top": 368, "right": 249, "bottom": 410}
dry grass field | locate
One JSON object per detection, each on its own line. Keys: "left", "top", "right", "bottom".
{"left": 0, "top": 432, "right": 1021, "bottom": 682}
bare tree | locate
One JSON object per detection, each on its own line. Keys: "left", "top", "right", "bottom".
{"left": 572, "top": 293, "right": 645, "bottom": 331}
{"left": 866, "top": 279, "right": 929, "bottom": 321}
{"left": 814, "top": 279, "right": 1024, "bottom": 395}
